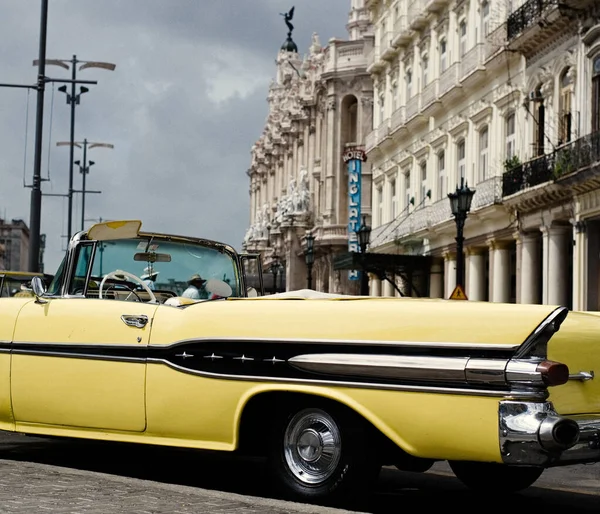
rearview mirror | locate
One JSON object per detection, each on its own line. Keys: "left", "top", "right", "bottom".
{"left": 134, "top": 252, "right": 171, "bottom": 263}
{"left": 31, "top": 276, "right": 48, "bottom": 303}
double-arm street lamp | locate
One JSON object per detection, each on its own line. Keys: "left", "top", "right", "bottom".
{"left": 447, "top": 178, "right": 476, "bottom": 292}
{"left": 357, "top": 215, "right": 372, "bottom": 296}
{"left": 304, "top": 232, "right": 315, "bottom": 289}
{"left": 49, "top": 55, "right": 116, "bottom": 240}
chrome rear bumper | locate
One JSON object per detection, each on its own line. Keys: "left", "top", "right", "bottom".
{"left": 499, "top": 401, "right": 600, "bottom": 466}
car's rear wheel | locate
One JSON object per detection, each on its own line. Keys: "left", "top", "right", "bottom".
{"left": 267, "top": 404, "right": 380, "bottom": 505}
{"left": 449, "top": 460, "right": 544, "bottom": 493}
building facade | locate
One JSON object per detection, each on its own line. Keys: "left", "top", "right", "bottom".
{"left": 243, "top": 0, "right": 374, "bottom": 293}
{"left": 0, "top": 219, "right": 31, "bottom": 271}
{"left": 365, "top": 0, "right": 600, "bottom": 309}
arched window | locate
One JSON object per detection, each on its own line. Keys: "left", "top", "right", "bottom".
{"left": 532, "top": 84, "right": 545, "bottom": 156}
{"left": 437, "top": 151, "right": 446, "bottom": 200}
{"left": 479, "top": 126, "right": 489, "bottom": 181}
{"left": 593, "top": 55, "right": 600, "bottom": 133}
{"left": 559, "top": 68, "right": 573, "bottom": 145}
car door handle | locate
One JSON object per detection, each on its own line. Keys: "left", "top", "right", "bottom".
{"left": 121, "top": 314, "right": 149, "bottom": 328}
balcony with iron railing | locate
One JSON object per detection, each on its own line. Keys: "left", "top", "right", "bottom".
{"left": 502, "top": 131, "right": 600, "bottom": 197}
{"left": 506, "top": 0, "right": 576, "bottom": 56}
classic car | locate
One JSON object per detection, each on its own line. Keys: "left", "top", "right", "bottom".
{"left": 0, "top": 271, "right": 47, "bottom": 297}
{"left": 1, "top": 219, "right": 599, "bottom": 505}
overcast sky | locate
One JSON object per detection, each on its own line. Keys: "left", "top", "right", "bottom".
{"left": 0, "top": 1, "right": 349, "bottom": 272}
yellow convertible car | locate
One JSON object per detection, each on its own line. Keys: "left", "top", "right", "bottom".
{"left": 2, "top": 220, "right": 599, "bottom": 504}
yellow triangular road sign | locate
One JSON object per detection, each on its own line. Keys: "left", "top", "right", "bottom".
{"left": 449, "top": 284, "right": 468, "bottom": 300}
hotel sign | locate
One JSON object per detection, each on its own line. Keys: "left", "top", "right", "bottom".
{"left": 345, "top": 147, "right": 367, "bottom": 281}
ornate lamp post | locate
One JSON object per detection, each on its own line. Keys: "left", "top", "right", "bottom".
{"left": 447, "top": 178, "right": 476, "bottom": 292}
{"left": 304, "top": 232, "right": 315, "bottom": 289}
{"left": 357, "top": 215, "right": 372, "bottom": 296}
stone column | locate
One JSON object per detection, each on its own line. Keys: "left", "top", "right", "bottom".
{"left": 382, "top": 276, "right": 394, "bottom": 297}
{"left": 371, "top": 277, "right": 382, "bottom": 297}
{"left": 466, "top": 247, "right": 487, "bottom": 301}
{"left": 520, "top": 232, "right": 541, "bottom": 304}
{"left": 443, "top": 251, "right": 456, "bottom": 299}
{"left": 541, "top": 225, "right": 571, "bottom": 306}
{"left": 489, "top": 240, "right": 511, "bottom": 303}
{"left": 429, "top": 261, "right": 444, "bottom": 298}
{"left": 324, "top": 95, "right": 337, "bottom": 219}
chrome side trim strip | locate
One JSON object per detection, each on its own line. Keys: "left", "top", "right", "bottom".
{"left": 289, "top": 354, "right": 469, "bottom": 382}
{"left": 11, "top": 349, "right": 146, "bottom": 364}
{"left": 148, "top": 357, "right": 546, "bottom": 400}
{"left": 505, "top": 360, "right": 545, "bottom": 384}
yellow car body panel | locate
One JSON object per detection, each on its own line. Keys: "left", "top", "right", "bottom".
{"left": 11, "top": 298, "right": 158, "bottom": 432}
{"left": 548, "top": 310, "right": 600, "bottom": 415}
{"left": 149, "top": 296, "right": 558, "bottom": 346}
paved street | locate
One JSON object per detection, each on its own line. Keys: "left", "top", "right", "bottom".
{"left": 0, "top": 432, "right": 598, "bottom": 513}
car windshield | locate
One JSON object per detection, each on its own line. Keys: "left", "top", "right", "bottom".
{"left": 69, "top": 237, "right": 242, "bottom": 298}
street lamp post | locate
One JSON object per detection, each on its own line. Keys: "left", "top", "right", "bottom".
{"left": 447, "top": 177, "right": 476, "bottom": 292}
{"left": 357, "top": 215, "right": 372, "bottom": 296}
{"left": 51, "top": 55, "right": 116, "bottom": 240}
{"left": 59, "top": 139, "right": 114, "bottom": 232}
{"left": 304, "top": 232, "right": 315, "bottom": 290}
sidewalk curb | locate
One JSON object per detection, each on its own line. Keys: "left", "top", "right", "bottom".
{"left": 0, "top": 459, "right": 367, "bottom": 514}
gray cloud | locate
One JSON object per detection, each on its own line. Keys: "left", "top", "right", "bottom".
{"left": 0, "top": 0, "right": 348, "bottom": 272}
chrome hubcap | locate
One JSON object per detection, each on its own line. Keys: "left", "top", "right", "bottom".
{"left": 283, "top": 409, "right": 342, "bottom": 485}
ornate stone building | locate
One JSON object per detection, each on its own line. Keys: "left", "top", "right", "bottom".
{"left": 365, "top": 0, "right": 600, "bottom": 308}
{"left": 244, "top": 0, "right": 374, "bottom": 293}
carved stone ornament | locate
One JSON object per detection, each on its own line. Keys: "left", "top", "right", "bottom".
{"left": 327, "top": 96, "right": 337, "bottom": 111}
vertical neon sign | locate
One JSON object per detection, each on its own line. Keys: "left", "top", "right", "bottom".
{"left": 343, "top": 148, "right": 367, "bottom": 281}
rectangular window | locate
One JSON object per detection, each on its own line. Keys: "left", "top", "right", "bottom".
{"left": 377, "top": 187, "right": 383, "bottom": 224}
{"left": 440, "top": 39, "right": 447, "bottom": 73}
{"left": 406, "top": 69, "right": 413, "bottom": 100}
{"left": 404, "top": 170, "right": 412, "bottom": 210}
{"left": 459, "top": 20, "right": 467, "bottom": 58}
{"left": 379, "top": 94, "right": 385, "bottom": 125}
{"left": 593, "top": 56, "right": 600, "bottom": 133}
{"left": 457, "top": 140, "right": 466, "bottom": 181}
{"left": 481, "top": 1, "right": 490, "bottom": 39}
{"left": 392, "top": 83, "right": 398, "bottom": 113}
{"left": 506, "top": 113, "right": 516, "bottom": 158}
{"left": 420, "top": 161, "right": 428, "bottom": 203}
{"left": 421, "top": 56, "right": 429, "bottom": 88}
{"left": 390, "top": 179, "right": 397, "bottom": 219}
{"left": 437, "top": 151, "right": 446, "bottom": 200}
{"left": 479, "top": 127, "right": 489, "bottom": 181}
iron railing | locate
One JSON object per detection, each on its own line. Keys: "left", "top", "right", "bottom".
{"left": 502, "top": 131, "right": 600, "bottom": 197}
{"left": 506, "top": 0, "right": 559, "bottom": 41}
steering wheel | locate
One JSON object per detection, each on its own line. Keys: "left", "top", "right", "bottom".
{"left": 99, "top": 269, "right": 158, "bottom": 304}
